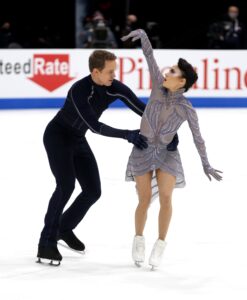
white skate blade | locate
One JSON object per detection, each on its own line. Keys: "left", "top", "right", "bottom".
{"left": 57, "top": 241, "right": 85, "bottom": 255}
{"left": 36, "top": 257, "right": 61, "bottom": 267}
{"left": 150, "top": 265, "right": 156, "bottom": 271}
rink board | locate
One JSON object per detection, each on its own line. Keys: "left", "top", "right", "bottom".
{"left": 0, "top": 49, "right": 246, "bottom": 108}
{"left": 0, "top": 97, "right": 247, "bottom": 109}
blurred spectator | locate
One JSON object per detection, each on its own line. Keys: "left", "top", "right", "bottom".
{"left": 31, "top": 25, "right": 54, "bottom": 48}
{"left": 145, "top": 21, "right": 162, "bottom": 48}
{"left": 78, "top": 11, "right": 118, "bottom": 48}
{"left": 119, "top": 15, "right": 161, "bottom": 49}
{"left": 0, "top": 21, "right": 12, "bottom": 48}
{"left": 121, "top": 14, "right": 139, "bottom": 48}
{"left": 0, "top": 21, "right": 21, "bottom": 48}
{"left": 207, "top": 5, "right": 247, "bottom": 49}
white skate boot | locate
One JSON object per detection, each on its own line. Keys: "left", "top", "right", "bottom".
{"left": 132, "top": 235, "right": 145, "bottom": 267}
{"left": 149, "top": 239, "right": 167, "bottom": 270}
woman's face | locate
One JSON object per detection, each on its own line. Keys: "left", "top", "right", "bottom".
{"left": 162, "top": 65, "right": 186, "bottom": 92}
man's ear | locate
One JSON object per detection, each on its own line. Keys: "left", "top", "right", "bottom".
{"left": 92, "top": 68, "right": 100, "bottom": 76}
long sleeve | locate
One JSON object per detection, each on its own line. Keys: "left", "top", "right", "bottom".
{"left": 185, "top": 105, "right": 211, "bottom": 168}
{"left": 138, "top": 30, "right": 164, "bottom": 87}
{"left": 108, "top": 80, "right": 146, "bottom": 116}
{"left": 69, "top": 82, "right": 128, "bottom": 139}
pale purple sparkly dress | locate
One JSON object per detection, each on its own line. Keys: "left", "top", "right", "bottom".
{"left": 125, "top": 30, "right": 211, "bottom": 199}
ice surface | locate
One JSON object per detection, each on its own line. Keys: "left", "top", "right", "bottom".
{"left": 0, "top": 108, "right": 247, "bottom": 300}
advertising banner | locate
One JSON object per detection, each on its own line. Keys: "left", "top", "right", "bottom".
{"left": 0, "top": 49, "right": 246, "bottom": 108}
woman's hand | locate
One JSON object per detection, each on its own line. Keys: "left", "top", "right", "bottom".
{"left": 203, "top": 166, "right": 223, "bottom": 181}
{"left": 121, "top": 29, "right": 143, "bottom": 43}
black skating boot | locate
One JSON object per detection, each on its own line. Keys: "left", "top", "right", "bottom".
{"left": 58, "top": 231, "right": 85, "bottom": 251}
{"left": 36, "top": 245, "right": 62, "bottom": 266}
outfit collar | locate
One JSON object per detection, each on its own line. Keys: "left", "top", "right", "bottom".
{"left": 167, "top": 88, "right": 185, "bottom": 98}
{"left": 88, "top": 75, "right": 107, "bottom": 91}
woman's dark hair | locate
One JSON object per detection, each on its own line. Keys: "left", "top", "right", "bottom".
{"left": 89, "top": 50, "right": 116, "bottom": 72}
{"left": 178, "top": 58, "right": 198, "bottom": 92}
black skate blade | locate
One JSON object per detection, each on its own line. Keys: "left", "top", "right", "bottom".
{"left": 134, "top": 261, "right": 142, "bottom": 268}
{"left": 58, "top": 241, "right": 85, "bottom": 255}
{"left": 36, "top": 257, "right": 61, "bottom": 267}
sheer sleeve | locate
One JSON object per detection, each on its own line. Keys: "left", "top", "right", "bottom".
{"left": 138, "top": 30, "right": 164, "bottom": 88}
{"left": 185, "top": 104, "right": 211, "bottom": 169}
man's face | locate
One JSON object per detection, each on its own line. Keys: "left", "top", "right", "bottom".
{"left": 94, "top": 60, "right": 116, "bottom": 86}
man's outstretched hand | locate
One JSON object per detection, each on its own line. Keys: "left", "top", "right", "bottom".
{"left": 125, "top": 129, "right": 148, "bottom": 150}
{"left": 167, "top": 133, "right": 179, "bottom": 151}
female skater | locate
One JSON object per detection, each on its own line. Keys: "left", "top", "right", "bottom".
{"left": 121, "top": 30, "right": 223, "bottom": 269}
